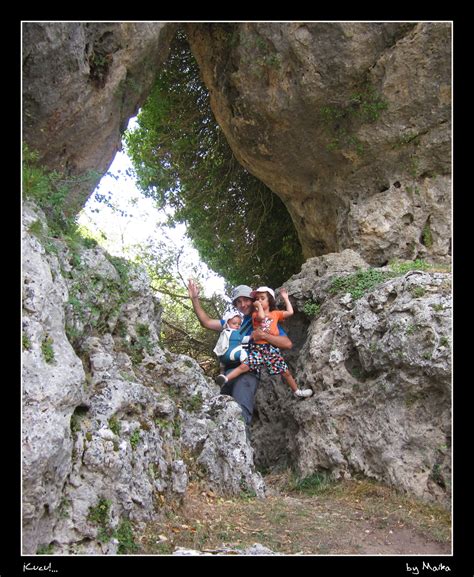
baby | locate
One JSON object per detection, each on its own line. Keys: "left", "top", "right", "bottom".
{"left": 213, "top": 309, "right": 250, "bottom": 367}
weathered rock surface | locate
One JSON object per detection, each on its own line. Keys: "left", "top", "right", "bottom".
{"left": 252, "top": 251, "right": 451, "bottom": 505}
{"left": 21, "top": 22, "right": 452, "bottom": 554}
{"left": 23, "top": 22, "right": 451, "bottom": 266}
{"left": 187, "top": 22, "right": 451, "bottom": 265}
{"left": 22, "top": 202, "right": 264, "bottom": 555}
{"left": 22, "top": 22, "right": 177, "bottom": 207}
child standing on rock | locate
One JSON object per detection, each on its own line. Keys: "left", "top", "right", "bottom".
{"left": 216, "top": 287, "right": 313, "bottom": 399}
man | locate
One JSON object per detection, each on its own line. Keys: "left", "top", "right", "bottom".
{"left": 187, "top": 281, "right": 292, "bottom": 431}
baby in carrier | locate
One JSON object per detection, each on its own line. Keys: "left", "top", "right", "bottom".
{"left": 213, "top": 309, "right": 251, "bottom": 370}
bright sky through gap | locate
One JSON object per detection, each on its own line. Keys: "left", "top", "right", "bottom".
{"left": 77, "top": 121, "right": 227, "bottom": 299}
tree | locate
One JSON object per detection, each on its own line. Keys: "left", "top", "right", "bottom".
{"left": 124, "top": 28, "right": 303, "bottom": 289}
{"left": 133, "top": 233, "right": 228, "bottom": 373}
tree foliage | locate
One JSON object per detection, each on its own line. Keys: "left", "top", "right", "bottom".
{"left": 133, "top": 235, "right": 227, "bottom": 374}
{"left": 124, "top": 29, "right": 303, "bottom": 289}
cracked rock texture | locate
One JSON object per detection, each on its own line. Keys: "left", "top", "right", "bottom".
{"left": 22, "top": 202, "right": 264, "bottom": 555}
{"left": 21, "top": 23, "right": 452, "bottom": 554}
{"left": 186, "top": 22, "right": 451, "bottom": 264}
{"left": 251, "top": 251, "right": 451, "bottom": 506}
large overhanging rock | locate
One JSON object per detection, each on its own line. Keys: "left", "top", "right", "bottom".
{"left": 23, "top": 22, "right": 451, "bottom": 265}
{"left": 186, "top": 22, "right": 451, "bottom": 265}
{"left": 22, "top": 22, "right": 177, "bottom": 209}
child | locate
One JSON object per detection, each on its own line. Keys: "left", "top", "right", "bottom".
{"left": 213, "top": 309, "right": 250, "bottom": 367}
{"left": 216, "top": 287, "right": 313, "bottom": 399}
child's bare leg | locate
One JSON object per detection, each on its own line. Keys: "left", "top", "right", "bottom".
{"left": 225, "top": 363, "right": 250, "bottom": 382}
{"left": 282, "top": 370, "right": 298, "bottom": 392}
{"left": 215, "top": 363, "right": 250, "bottom": 387}
{"left": 282, "top": 370, "right": 314, "bottom": 398}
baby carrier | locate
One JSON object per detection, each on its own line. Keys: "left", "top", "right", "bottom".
{"left": 213, "top": 315, "right": 252, "bottom": 368}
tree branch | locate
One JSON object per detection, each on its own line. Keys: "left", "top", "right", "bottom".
{"left": 162, "top": 319, "right": 210, "bottom": 349}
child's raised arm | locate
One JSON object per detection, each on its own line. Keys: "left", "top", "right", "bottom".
{"left": 279, "top": 288, "right": 294, "bottom": 319}
{"left": 254, "top": 299, "right": 266, "bottom": 321}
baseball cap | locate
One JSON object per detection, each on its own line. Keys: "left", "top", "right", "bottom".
{"left": 231, "top": 285, "right": 254, "bottom": 303}
{"left": 250, "top": 286, "right": 275, "bottom": 299}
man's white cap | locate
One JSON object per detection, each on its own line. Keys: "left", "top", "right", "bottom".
{"left": 231, "top": 285, "right": 254, "bottom": 303}
{"left": 250, "top": 286, "right": 275, "bottom": 299}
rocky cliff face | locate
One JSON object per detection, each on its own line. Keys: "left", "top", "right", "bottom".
{"left": 252, "top": 250, "right": 451, "bottom": 505}
{"left": 22, "top": 202, "right": 264, "bottom": 554}
{"left": 22, "top": 22, "right": 177, "bottom": 208}
{"left": 22, "top": 22, "right": 452, "bottom": 554}
{"left": 23, "top": 22, "right": 451, "bottom": 265}
{"left": 186, "top": 22, "right": 451, "bottom": 265}
{"left": 22, "top": 202, "right": 452, "bottom": 554}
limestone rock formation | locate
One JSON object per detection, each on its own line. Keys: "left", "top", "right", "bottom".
{"left": 22, "top": 202, "right": 264, "bottom": 555}
{"left": 21, "top": 23, "right": 452, "bottom": 554}
{"left": 186, "top": 22, "right": 451, "bottom": 265}
{"left": 23, "top": 22, "right": 451, "bottom": 266}
{"left": 22, "top": 22, "right": 177, "bottom": 207}
{"left": 252, "top": 251, "right": 451, "bottom": 505}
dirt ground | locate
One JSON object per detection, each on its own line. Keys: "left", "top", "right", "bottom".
{"left": 138, "top": 472, "right": 451, "bottom": 555}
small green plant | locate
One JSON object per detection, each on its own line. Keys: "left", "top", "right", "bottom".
{"left": 22, "top": 333, "right": 32, "bottom": 351}
{"left": 330, "top": 268, "right": 393, "bottom": 300}
{"left": 58, "top": 497, "right": 71, "bottom": 519}
{"left": 87, "top": 497, "right": 112, "bottom": 543}
{"left": 406, "top": 324, "right": 418, "bottom": 335}
{"left": 89, "top": 49, "right": 111, "bottom": 87}
{"left": 108, "top": 417, "right": 121, "bottom": 436}
{"left": 22, "top": 144, "right": 101, "bottom": 237}
{"left": 129, "top": 323, "right": 155, "bottom": 364}
{"left": 172, "top": 417, "right": 182, "bottom": 438}
{"left": 155, "top": 417, "right": 173, "bottom": 430}
{"left": 41, "top": 335, "right": 55, "bottom": 364}
{"left": 36, "top": 543, "right": 54, "bottom": 555}
{"left": 430, "top": 463, "right": 445, "bottom": 487}
{"left": 182, "top": 391, "right": 203, "bottom": 412}
{"left": 239, "top": 486, "right": 257, "bottom": 500}
{"left": 302, "top": 300, "right": 320, "bottom": 318}
{"left": 320, "top": 84, "right": 387, "bottom": 155}
{"left": 391, "top": 130, "right": 420, "bottom": 150}
{"left": 410, "top": 286, "right": 426, "bottom": 298}
{"left": 291, "top": 471, "right": 333, "bottom": 495}
{"left": 388, "top": 259, "right": 430, "bottom": 275}
{"left": 115, "top": 519, "right": 139, "bottom": 554}
{"left": 88, "top": 497, "right": 111, "bottom": 525}
{"left": 422, "top": 222, "right": 433, "bottom": 247}
{"left": 349, "top": 86, "right": 388, "bottom": 122}
{"left": 70, "top": 413, "right": 82, "bottom": 435}
{"left": 130, "top": 429, "right": 141, "bottom": 449}
{"left": 28, "top": 219, "right": 44, "bottom": 237}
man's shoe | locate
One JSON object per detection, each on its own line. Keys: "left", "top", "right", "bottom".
{"left": 294, "top": 388, "right": 313, "bottom": 398}
{"left": 215, "top": 374, "right": 228, "bottom": 387}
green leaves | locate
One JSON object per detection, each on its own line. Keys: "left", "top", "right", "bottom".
{"left": 330, "top": 269, "right": 394, "bottom": 300}
{"left": 124, "top": 29, "right": 303, "bottom": 288}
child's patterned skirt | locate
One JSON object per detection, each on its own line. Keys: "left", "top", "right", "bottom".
{"left": 245, "top": 343, "right": 288, "bottom": 375}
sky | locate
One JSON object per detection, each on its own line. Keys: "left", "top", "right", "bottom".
{"left": 77, "top": 127, "right": 227, "bottom": 299}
